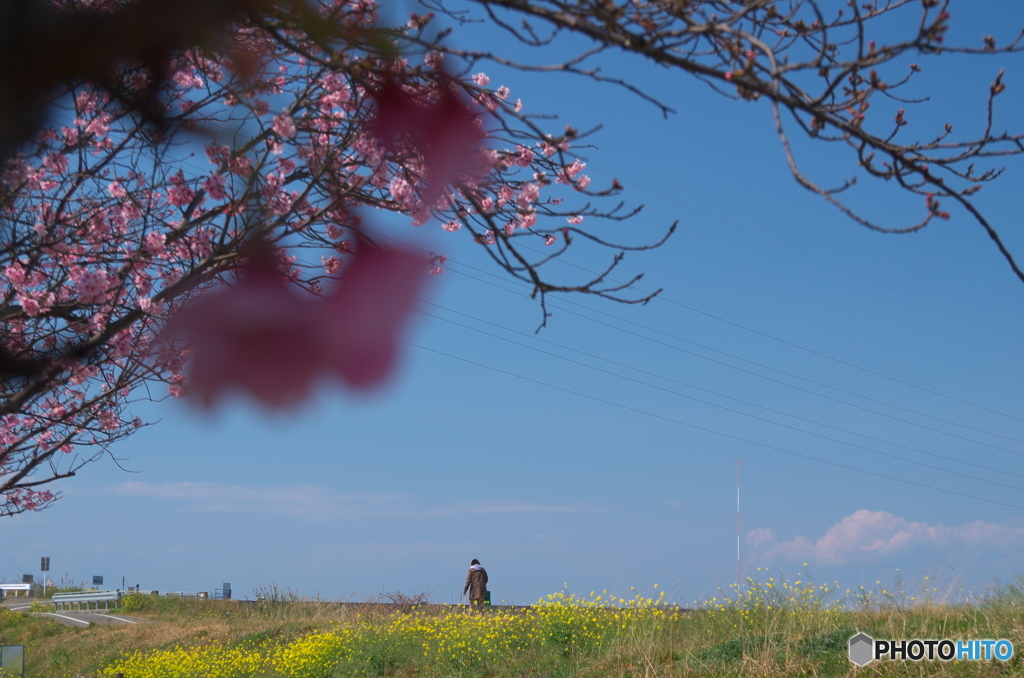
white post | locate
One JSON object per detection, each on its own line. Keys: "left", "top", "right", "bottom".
{"left": 736, "top": 461, "right": 741, "bottom": 591}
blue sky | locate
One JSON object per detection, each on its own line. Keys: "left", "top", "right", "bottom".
{"left": 4, "top": 0, "right": 1024, "bottom": 606}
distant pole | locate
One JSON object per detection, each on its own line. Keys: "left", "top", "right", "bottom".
{"left": 40, "top": 557, "right": 49, "bottom": 597}
{"left": 736, "top": 461, "right": 741, "bottom": 590}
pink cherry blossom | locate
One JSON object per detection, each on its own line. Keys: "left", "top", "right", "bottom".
{"left": 0, "top": 9, "right": 607, "bottom": 513}
{"left": 370, "top": 76, "right": 485, "bottom": 204}
{"left": 513, "top": 146, "right": 534, "bottom": 168}
{"left": 168, "top": 246, "right": 327, "bottom": 408}
{"left": 324, "top": 246, "right": 428, "bottom": 388}
{"left": 108, "top": 181, "right": 127, "bottom": 198}
{"left": 322, "top": 256, "right": 341, "bottom": 274}
{"left": 424, "top": 51, "right": 444, "bottom": 70}
{"left": 557, "top": 159, "right": 586, "bottom": 184}
{"left": 273, "top": 113, "right": 297, "bottom": 138}
{"left": 516, "top": 182, "right": 539, "bottom": 208}
{"left": 170, "top": 241, "right": 428, "bottom": 406}
{"left": 44, "top": 152, "right": 69, "bottom": 175}
{"left": 143, "top": 232, "right": 166, "bottom": 255}
{"left": 68, "top": 266, "right": 115, "bottom": 304}
{"left": 167, "top": 171, "right": 196, "bottom": 207}
{"left": 203, "top": 173, "right": 227, "bottom": 200}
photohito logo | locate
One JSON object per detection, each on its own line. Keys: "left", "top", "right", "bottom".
{"left": 848, "top": 632, "right": 1014, "bottom": 666}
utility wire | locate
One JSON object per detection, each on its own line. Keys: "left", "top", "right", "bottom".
{"left": 175, "top": 123, "right": 1023, "bottom": 435}
{"left": 361, "top": 225, "right": 1024, "bottom": 453}
{"left": 419, "top": 307, "right": 1024, "bottom": 492}
{"left": 405, "top": 340, "right": 1024, "bottom": 512}
{"left": 152, "top": 96, "right": 1024, "bottom": 430}
{"left": 173, "top": 130, "right": 1023, "bottom": 450}
{"left": 518, "top": 237, "right": 1024, "bottom": 426}
{"left": 421, "top": 300, "right": 1024, "bottom": 481}
{"left": 589, "top": 166, "right": 1024, "bottom": 344}
{"left": 445, "top": 264, "right": 1024, "bottom": 459}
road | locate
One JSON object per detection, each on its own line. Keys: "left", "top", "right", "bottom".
{"left": 1, "top": 599, "right": 145, "bottom": 627}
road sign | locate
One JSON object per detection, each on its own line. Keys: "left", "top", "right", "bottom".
{"left": 0, "top": 645, "right": 25, "bottom": 677}
{"left": 92, "top": 576, "right": 103, "bottom": 587}
{"left": 21, "top": 575, "right": 32, "bottom": 584}
{"left": 40, "top": 557, "right": 49, "bottom": 572}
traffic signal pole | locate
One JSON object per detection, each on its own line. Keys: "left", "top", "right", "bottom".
{"left": 40, "top": 557, "right": 50, "bottom": 596}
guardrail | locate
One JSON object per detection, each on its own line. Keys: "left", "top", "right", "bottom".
{"left": 0, "top": 583, "right": 32, "bottom": 597}
{"left": 52, "top": 589, "right": 121, "bottom": 611}
{"left": 161, "top": 591, "right": 210, "bottom": 599}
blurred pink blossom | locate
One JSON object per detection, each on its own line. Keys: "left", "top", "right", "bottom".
{"left": 273, "top": 113, "right": 297, "bottom": 138}
{"left": 171, "top": 241, "right": 428, "bottom": 407}
{"left": 170, "top": 246, "right": 326, "bottom": 407}
{"left": 370, "top": 76, "right": 485, "bottom": 204}
{"left": 324, "top": 246, "right": 428, "bottom": 388}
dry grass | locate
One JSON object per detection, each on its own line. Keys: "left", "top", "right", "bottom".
{"left": 2, "top": 576, "right": 1023, "bottom": 677}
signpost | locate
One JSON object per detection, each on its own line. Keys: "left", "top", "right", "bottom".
{"left": 92, "top": 576, "right": 103, "bottom": 588}
{"left": 40, "top": 557, "right": 49, "bottom": 596}
{"left": 0, "top": 645, "right": 25, "bottom": 676}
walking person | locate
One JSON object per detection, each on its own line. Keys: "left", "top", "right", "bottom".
{"left": 463, "top": 559, "right": 488, "bottom": 614}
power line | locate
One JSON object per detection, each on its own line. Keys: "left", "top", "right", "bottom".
{"left": 360, "top": 225, "right": 1024, "bottom": 453}
{"left": 173, "top": 117, "right": 1024, "bottom": 435}
{"left": 157, "top": 103, "right": 1024, "bottom": 505}
{"left": 421, "top": 300, "right": 1024, "bottom": 480}
{"left": 119, "top": 87, "right": 1024, "bottom": 431}
{"left": 587, "top": 166, "right": 1024, "bottom": 344}
{"left": 518, "top": 237, "right": 1024, "bottom": 426}
{"left": 445, "top": 264, "right": 1024, "bottom": 459}
{"left": 417, "top": 307, "right": 1024, "bottom": 492}
{"left": 173, "top": 128, "right": 1024, "bottom": 452}
{"left": 405, "top": 340, "right": 1024, "bottom": 511}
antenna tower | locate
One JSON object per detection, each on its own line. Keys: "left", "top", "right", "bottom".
{"left": 736, "top": 460, "right": 741, "bottom": 590}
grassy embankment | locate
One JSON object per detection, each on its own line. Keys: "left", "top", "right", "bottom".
{"left": 1, "top": 574, "right": 1023, "bottom": 677}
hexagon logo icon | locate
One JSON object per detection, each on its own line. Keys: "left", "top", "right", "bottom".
{"left": 849, "top": 632, "right": 875, "bottom": 666}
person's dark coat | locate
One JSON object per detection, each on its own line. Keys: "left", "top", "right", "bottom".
{"left": 463, "top": 566, "right": 488, "bottom": 601}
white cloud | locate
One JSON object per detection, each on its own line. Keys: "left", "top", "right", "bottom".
{"left": 746, "top": 527, "right": 776, "bottom": 547}
{"left": 113, "top": 481, "right": 399, "bottom": 520}
{"left": 109, "top": 482, "right": 604, "bottom": 521}
{"left": 747, "top": 509, "right": 1024, "bottom": 566}
{"left": 464, "top": 503, "right": 604, "bottom": 515}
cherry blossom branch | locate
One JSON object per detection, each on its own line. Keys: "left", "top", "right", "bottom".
{"left": 0, "top": 0, "right": 675, "bottom": 510}
{"left": 443, "top": 0, "right": 1024, "bottom": 282}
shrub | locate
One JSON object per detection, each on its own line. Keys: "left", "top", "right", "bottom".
{"left": 120, "top": 593, "right": 155, "bottom": 613}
